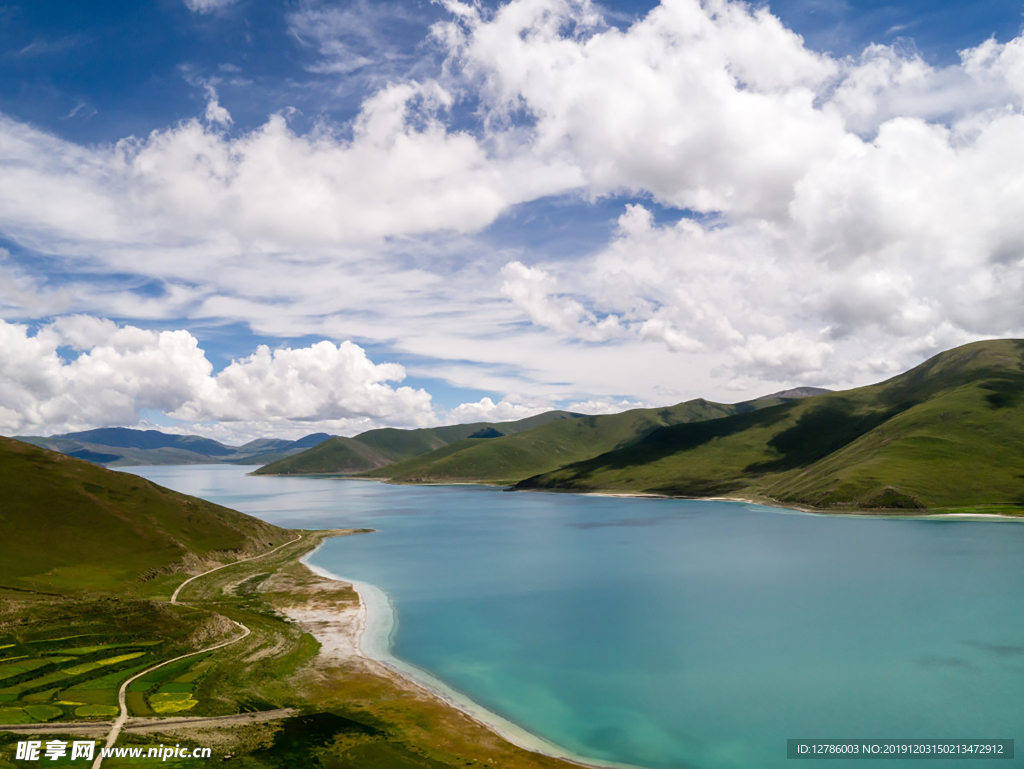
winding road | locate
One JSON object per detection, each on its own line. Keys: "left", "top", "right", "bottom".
{"left": 89, "top": 533, "right": 303, "bottom": 769}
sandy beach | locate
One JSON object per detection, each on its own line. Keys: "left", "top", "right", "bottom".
{"left": 293, "top": 543, "right": 637, "bottom": 769}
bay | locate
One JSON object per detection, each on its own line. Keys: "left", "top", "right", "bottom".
{"left": 126, "top": 465, "right": 1024, "bottom": 768}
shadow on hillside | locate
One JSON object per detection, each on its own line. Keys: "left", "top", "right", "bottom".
{"left": 743, "top": 398, "right": 911, "bottom": 474}
{"left": 979, "top": 371, "right": 1024, "bottom": 409}
{"left": 517, "top": 403, "right": 799, "bottom": 490}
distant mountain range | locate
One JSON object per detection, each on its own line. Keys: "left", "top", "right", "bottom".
{"left": 13, "top": 427, "right": 333, "bottom": 467}
{"left": 255, "top": 339, "right": 1024, "bottom": 512}
{"left": 255, "top": 386, "right": 829, "bottom": 483}
{"left": 252, "top": 411, "right": 581, "bottom": 475}
{"left": 25, "top": 340, "right": 1024, "bottom": 512}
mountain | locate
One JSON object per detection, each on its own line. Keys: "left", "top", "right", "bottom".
{"left": 364, "top": 399, "right": 757, "bottom": 484}
{"left": 12, "top": 429, "right": 333, "bottom": 467}
{"left": 518, "top": 340, "right": 1024, "bottom": 511}
{"left": 252, "top": 411, "right": 581, "bottom": 475}
{"left": 0, "top": 436, "right": 288, "bottom": 596}
{"left": 761, "top": 386, "right": 831, "bottom": 399}
{"left": 55, "top": 427, "right": 236, "bottom": 455}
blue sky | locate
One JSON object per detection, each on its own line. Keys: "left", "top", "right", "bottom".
{"left": 1, "top": 0, "right": 1024, "bottom": 441}
{"left": 5, "top": 1, "right": 1022, "bottom": 143}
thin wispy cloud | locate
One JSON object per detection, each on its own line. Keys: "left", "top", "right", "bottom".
{"left": 15, "top": 35, "right": 83, "bottom": 57}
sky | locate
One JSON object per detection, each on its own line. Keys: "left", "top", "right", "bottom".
{"left": 1, "top": 0, "right": 1024, "bottom": 443}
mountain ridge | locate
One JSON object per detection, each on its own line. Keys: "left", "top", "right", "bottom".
{"left": 252, "top": 410, "right": 582, "bottom": 475}
{"left": 516, "top": 339, "right": 1024, "bottom": 511}
{"left": 12, "top": 428, "right": 334, "bottom": 468}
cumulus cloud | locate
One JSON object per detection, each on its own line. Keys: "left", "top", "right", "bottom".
{"left": 437, "top": 0, "right": 843, "bottom": 218}
{"left": 0, "top": 81, "right": 577, "bottom": 257}
{"left": 174, "top": 340, "right": 435, "bottom": 426}
{"left": 444, "top": 396, "right": 550, "bottom": 423}
{"left": 0, "top": 317, "right": 436, "bottom": 438}
{"left": 463, "top": 0, "right": 1024, "bottom": 385}
{"left": 564, "top": 398, "right": 649, "bottom": 415}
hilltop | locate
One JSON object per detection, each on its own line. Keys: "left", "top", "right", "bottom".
{"left": 366, "top": 399, "right": 758, "bottom": 484}
{"left": 257, "top": 392, "right": 825, "bottom": 480}
{"left": 0, "top": 437, "right": 287, "bottom": 596}
{"left": 253, "top": 410, "right": 580, "bottom": 475}
{"left": 518, "top": 340, "right": 1024, "bottom": 510}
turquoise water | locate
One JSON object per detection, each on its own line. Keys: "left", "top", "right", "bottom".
{"left": 127, "top": 466, "right": 1024, "bottom": 768}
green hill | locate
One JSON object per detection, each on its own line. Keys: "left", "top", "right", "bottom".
{"left": 518, "top": 340, "right": 1024, "bottom": 511}
{"left": 367, "top": 399, "right": 759, "bottom": 484}
{"left": 0, "top": 437, "right": 288, "bottom": 596}
{"left": 252, "top": 410, "right": 580, "bottom": 475}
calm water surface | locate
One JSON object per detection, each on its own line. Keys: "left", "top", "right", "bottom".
{"left": 126, "top": 466, "right": 1024, "bottom": 768}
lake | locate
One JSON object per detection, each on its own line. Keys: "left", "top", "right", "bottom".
{"left": 126, "top": 465, "right": 1024, "bottom": 768}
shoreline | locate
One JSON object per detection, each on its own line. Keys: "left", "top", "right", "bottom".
{"left": 298, "top": 541, "right": 638, "bottom": 769}
{"left": 260, "top": 473, "right": 1024, "bottom": 521}
{"left": 546, "top": 489, "right": 1024, "bottom": 521}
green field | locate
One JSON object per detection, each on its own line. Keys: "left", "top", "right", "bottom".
{"left": 0, "top": 599, "right": 222, "bottom": 725}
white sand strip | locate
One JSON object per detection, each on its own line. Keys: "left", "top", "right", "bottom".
{"left": 299, "top": 543, "right": 638, "bottom": 769}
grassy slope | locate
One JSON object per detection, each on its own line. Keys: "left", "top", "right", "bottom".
{"left": 253, "top": 410, "right": 579, "bottom": 475}
{"left": 0, "top": 443, "right": 584, "bottom": 768}
{"left": 519, "top": 340, "right": 1024, "bottom": 509}
{"left": 369, "top": 399, "right": 752, "bottom": 483}
{"left": 0, "top": 533, "right": 591, "bottom": 769}
{"left": 0, "top": 437, "right": 286, "bottom": 595}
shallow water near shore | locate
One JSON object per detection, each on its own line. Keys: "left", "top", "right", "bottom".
{"left": 127, "top": 466, "right": 1024, "bottom": 768}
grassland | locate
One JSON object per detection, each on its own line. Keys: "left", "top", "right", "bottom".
{"left": 0, "top": 442, "right": 590, "bottom": 768}
{"left": 0, "top": 437, "right": 287, "bottom": 596}
{"left": 518, "top": 339, "right": 1024, "bottom": 512}
{"left": 0, "top": 531, "right": 591, "bottom": 769}
{"left": 363, "top": 398, "right": 767, "bottom": 484}
{"left": 254, "top": 410, "right": 580, "bottom": 476}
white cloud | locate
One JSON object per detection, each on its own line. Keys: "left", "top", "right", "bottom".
{"left": 0, "top": 317, "right": 213, "bottom": 435}
{"left": 564, "top": 397, "right": 648, "bottom": 415}
{"left": 203, "top": 86, "right": 233, "bottom": 127}
{"left": 5, "top": 0, "right": 1024, "bottom": 416}
{"left": 287, "top": 0, "right": 431, "bottom": 80}
{"left": 0, "top": 317, "right": 436, "bottom": 439}
{"left": 0, "top": 82, "right": 578, "bottom": 257}
{"left": 499, "top": 260, "right": 622, "bottom": 340}
{"left": 442, "top": 394, "right": 648, "bottom": 424}
{"left": 174, "top": 340, "right": 435, "bottom": 427}
{"left": 437, "top": 0, "right": 844, "bottom": 218}
{"left": 182, "top": 0, "right": 237, "bottom": 13}
{"left": 457, "top": 0, "right": 1024, "bottom": 386}
{"left": 444, "top": 396, "right": 550, "bottom": 423}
